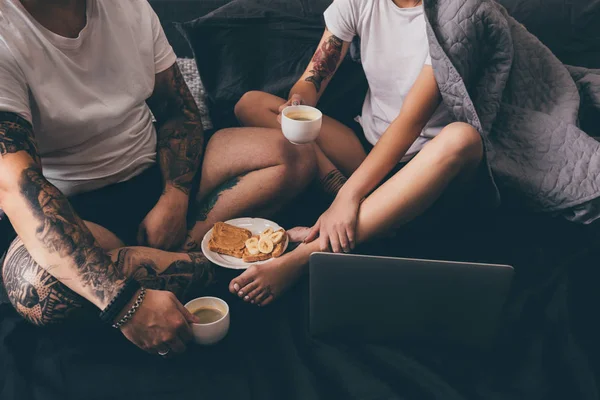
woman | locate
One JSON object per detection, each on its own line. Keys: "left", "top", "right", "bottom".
{"left": 231, "top": 0, "right": 483, "bottom": 306}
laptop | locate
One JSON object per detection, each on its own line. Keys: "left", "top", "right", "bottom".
{"left": 309, "top": 253, "right": 514, "bottom": 349}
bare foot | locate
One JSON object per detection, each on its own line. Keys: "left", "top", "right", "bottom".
{"left": 228, "top": 228, "right": 310, "bottom": 307}
{"left": 287, "top": 226, "right": 311, "bottom": 243}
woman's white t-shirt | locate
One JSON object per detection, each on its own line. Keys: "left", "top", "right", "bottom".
{"left": 324, "top": 0, "right": 452, "bottom": 161}
{"left": 0, "top": 0, "right": 177, "bottom": 195}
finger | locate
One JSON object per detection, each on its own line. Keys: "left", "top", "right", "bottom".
{"left": 347, "top": 227, "right": 356, "bottom": 250}
{"left": 329, "top": 231, "right": 342, "bottom": 253}
{"left": 154, "top": 344, "right": 171, "bottom": 357}
{"left": 176, "top": 300, "right": 199, "bottom": 326}
{"left": 259, "top": 294, "right": 275, "bottom": 307}
{"left": 304, "top": 221, "right": 321, "bottom": 243}
{"left": 319, "top": 228, "right": 329, "bottom": 252}
{"left": 290, "top": 94, "right": 303, "bottom": 106}
{"left": 238, "top": 281, "right": 259, "bottom": 300}
{"left": 166, "top": 337, "right": 187, "bottom": 354}
{"left": 338, "top": 229, "right": 350, "bottom": 253}
{"left": 277, "top": 113, "right": 282, "bottom": 125}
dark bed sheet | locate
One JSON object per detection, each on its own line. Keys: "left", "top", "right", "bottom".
{"left": 1, "top": 212, "right": 599, "bottom": 400}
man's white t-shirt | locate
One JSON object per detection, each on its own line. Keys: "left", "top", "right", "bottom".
{"left": 324, "top": 0, "right": 452, "bottom": 161}
{"left": 0, "top": 0, "right": 177, "bottom": 196}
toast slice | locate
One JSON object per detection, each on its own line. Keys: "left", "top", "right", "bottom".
{"left": 209, "top": 222, "right": 252, "bottom": 258}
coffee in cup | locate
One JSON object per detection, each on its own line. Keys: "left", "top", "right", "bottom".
{"left": 281, "top": 105, "right": 323, "bottom": 144}
{"left": 184, "top": 296, "right": 230, "bottom": 345}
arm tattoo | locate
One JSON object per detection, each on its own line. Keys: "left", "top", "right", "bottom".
{"left": 3, "top": 240, "right": 84, "bottom": 326}
{"left": 148, "top": 64, "right": 204, "bottom": 196}
{"left": 305, "top": 34, "right": 344, "bottom": 93}
{"left": 0, "top": 112, "right": 41, "bottom": 165}
{"left": 320, "top": 169, "right": 347, "bottom": 198}
{"left": 112, "top": 249, "right": 214, "bottom": 301}
{"left": 20, "top": 167, "right": 125, "bottom": 304}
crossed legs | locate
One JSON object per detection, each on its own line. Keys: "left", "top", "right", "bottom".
{"left": 229, "top": 122, "right": 484, "bottom": 306}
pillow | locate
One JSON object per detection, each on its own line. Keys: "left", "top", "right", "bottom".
{"left": 176, "top": 0, "right": 367, "bottom": 131}
{"left": 497, "top": 0, "right": 600, "bottom": 68}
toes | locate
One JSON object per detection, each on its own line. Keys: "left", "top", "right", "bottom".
{"left": 246, "top": 285, "right": 265, "bottom": 302}
{"left": 239, "top": 281, "right": 259, "bottom": 300}
{"left": 230, "top": 266, "right": 257, "bottom": 294}
{"left": 255, "top": 288, "right": 272, "bottom": 306}
{"left": 259, "top": 295, "right": 275, "bottom": 307}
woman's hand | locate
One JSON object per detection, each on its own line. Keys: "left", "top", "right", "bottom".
{"left": 277, "top": 94, "right": 305, "bottom": 124}
{"left": 305, "top": 192, "right": 361, "bottom": 253}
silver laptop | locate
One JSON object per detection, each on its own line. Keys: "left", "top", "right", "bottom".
{"left": 309, "top": 253, "right": 514, "bottom": 349}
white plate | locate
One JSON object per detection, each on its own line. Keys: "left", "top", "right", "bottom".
{"left": 201, "top": 218, "right": 289, "bottom": 270}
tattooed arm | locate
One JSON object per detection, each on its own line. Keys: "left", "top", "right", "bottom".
{"left": 282, "top": 29, "right": 351, "bottom": 109}
{"left": 140, "top": 63, "right": 204, "bottom": 250}
{"left": 146, "top": 63, "right": 204, "bottom": 197}
{"left": 0, "top": 112, "right": 126, "bottom": 309}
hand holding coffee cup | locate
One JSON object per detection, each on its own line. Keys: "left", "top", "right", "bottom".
{"left": 184, "top": 296, "right": 230, "bottom": 345}
{"left": 281, "top": 105, "right": 323, "bottom": 145}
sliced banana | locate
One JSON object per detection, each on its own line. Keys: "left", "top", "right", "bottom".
{"left": 258, "top": 237, "right": 274, "bottom": 254}
{"left": 260, "top": 228, "right": 274, "bottom": 239}
{"left": 245, "top": 237, "right": 260, "bottom": 255}
{"left": 270, "top": 230, "right": 285, "bottom": 245}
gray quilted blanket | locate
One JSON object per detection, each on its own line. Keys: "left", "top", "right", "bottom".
{"left": 424, "top": 0, "right": 600, "bottom": 215}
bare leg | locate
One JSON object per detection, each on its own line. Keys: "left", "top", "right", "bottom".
{"left": 235, "top": 91, "right": 367, "bottom": 177}
{"left": 181, "top": 127, "right": 317, "bottom": 251}
{"left": 229, "top": 123, "right": 484, "bottom": 306}
{"left": 2, "top": 232, "right": 215, "bottom": 326}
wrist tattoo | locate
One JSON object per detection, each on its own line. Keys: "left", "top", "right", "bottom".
{"left": 0, "top": 112, "right": 41, "bottom": 165}
{"left": 320, "top": 169, "right": 347, "bottom": 197}
{"left": 150, "top": 64, "right": 204, "bottom": 196}
{"left": 20, "top": 167, "right": 125, "bottom": 304}
{"left": 305, "top": 34, "right": 343, "bottom": 93}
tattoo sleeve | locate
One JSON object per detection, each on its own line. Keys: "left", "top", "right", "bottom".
{"left": 305, "top": 34, "right": 344, "bottom": 93}
{"left": 0, "top": 112, "right": 41, "bottom": 165}
{"left": 20, "top": 167, "right": 126, "bottom": 305}
{"left": 147, "top": 63, "right": 204, "bottom": 196}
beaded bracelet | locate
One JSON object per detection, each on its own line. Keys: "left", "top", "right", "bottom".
{"left": 112, "top": 287, "right": 147, "bottom": 329}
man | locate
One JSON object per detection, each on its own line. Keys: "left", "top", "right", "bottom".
{"left": 0, "top": 0, "right": 315, "bottom": 356}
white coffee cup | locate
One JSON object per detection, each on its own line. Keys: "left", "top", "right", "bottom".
{"left": 281, "top": 105, "right": 323, "bottom": 144}
{"left": 184, "top": 296, "right": 230, "bottom": 345}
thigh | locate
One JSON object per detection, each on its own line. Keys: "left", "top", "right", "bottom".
{"left": 68, "top": 165, "right": 163, "bottom": 245}
{"left": 237, "top": 91, "right": 366, "bottom": 175}
{"left": 198, "top": 127, "right": 314, "bottom": 197}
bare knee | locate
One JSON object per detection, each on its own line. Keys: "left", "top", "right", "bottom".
{"left": 2, "top": 238, "right": 84, "bottom": 326}
{"left": 234, "top": 91, "right": 273, "bottom": 124}
{"left": 429, "top": 122, "right": 483, "bottom": 170}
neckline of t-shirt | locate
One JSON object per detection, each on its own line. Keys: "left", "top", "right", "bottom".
{"left": 13, "top": 0, "right": 95, "bottom": 50}
{"left": 388, "top": 1, "right": 424, "bottom": 14}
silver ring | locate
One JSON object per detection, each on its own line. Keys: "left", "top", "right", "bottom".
{"left": 157, "top": 348, "right": 170, "bottom": 357}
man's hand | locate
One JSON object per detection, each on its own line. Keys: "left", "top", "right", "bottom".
{"left": 119, "top": 289, "right": 199, "bottom": 356}
{"left": 137, "top": 189, "right": 188, "bottom": 250}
